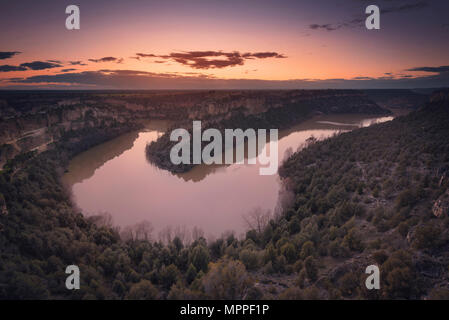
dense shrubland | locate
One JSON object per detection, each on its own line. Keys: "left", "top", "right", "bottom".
{"left": 1, "top": 90, "right": 448, "bottom": 299}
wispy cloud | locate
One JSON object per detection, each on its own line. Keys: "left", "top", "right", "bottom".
{"left": 60, "top": 68, "right": 77, "bottom": 73}
{"left": 69, "top": 61, "right": 87, "bottom": 66}
{"left": 407, "top": 65, "right": 449, "bottom": 73}
{"left": 309, "top": 1, "right": 429, "bottom": 32}
{"left": 309, "top": 24, "right": 342, "bottom": 31}
{"left": 382, "top": 1, "right": 429, "bottom": 14}
{"left": 88, "top": 57, "right": 124, "bottom": 64}
{"left": 133, "top": 53, "right": 158, "bottom": 60}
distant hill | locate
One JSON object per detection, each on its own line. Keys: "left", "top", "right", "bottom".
{"left": 363, "top": 89, "right": 430, "bottom": 114}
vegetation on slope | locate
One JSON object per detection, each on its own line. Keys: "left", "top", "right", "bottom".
{"left": 278, "top": 89, "right": 449, "bottom": 298}
{"left": 0, "top": 90, "right": 448, "bottom": 300}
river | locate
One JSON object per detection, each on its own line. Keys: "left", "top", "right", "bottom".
{"left": 62, "top": 114, "right": 392, "bottom": 241}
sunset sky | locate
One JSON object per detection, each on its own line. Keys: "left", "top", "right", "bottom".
{"left": 1, "top": 0, "right": 449, "bottom": 89}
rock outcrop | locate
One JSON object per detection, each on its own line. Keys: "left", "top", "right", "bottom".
{"left": 433, "top": 193, "right": 449, "bottom": 218}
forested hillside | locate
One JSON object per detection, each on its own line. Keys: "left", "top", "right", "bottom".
{"left": 0, "top": 90, "right": 448, "bottom": 299}
{"left": 279, "top": 89, "right": 449, "bottom": 298}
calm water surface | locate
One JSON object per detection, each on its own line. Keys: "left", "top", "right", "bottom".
{"left": 63, "top": 115, "right": 392, "bottom": 238}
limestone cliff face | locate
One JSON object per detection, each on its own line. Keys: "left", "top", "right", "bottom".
{"left": 0, "top": 90, "right": 388, "bottom": 167}
{"left": 0, "top": 100, "right": 150, "bottom": 167}
{"left": 182, "top": 90, "right": 388, "bottom": 123}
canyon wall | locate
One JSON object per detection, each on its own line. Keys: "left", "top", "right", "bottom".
{"left": 0, "top": 90, "right": 389, "bottom": 167}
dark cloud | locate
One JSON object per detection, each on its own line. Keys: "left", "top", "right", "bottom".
{"left": 69, "top": 61, "right": 87, "bottom": 66}
{"left": 88, "top": 57, "right": 124, "bottom": 63}
{"left": 7, "top": 69, "right": 216, "bottom": 89}
{"left": 166, "top": 51, "right": 244, "bottom": 69}
{"left": 0, "top": 65, "right": 27, "bottom": 72}
{"left": 6, "top": 65, "right": 449, "bottom": 90}
{"left": 309, "top": 24, "right": 341, "bottom": 31}
{"left": 382, "top": 1, "right": 429, "bottom": 14}
{"left": 60, "top": 68, "right": 77, "bottom": 72}
{"left": 133, "top": 53, "right": 158, "bottom": 60}
{"left": 352, "top": 76, "right": 374, "bottom": 80}
{"left": 0, "top": 51, "right": 21, "bottom": 60}
{"left": 134, "top": 50, "right": 286, "bottom": 69}
{"left": 242, "top": 52, "right": 286, "bottom": 59}
{"left": 407, "top": 66, "right": 449, "bottom": 73}
{"left": 0, "top": 60, "right": 63, "bottom": 72}
{"left": 19, "top": 61, "right": 62, "bottom": 70}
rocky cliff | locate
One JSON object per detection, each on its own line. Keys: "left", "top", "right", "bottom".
{"left": 0, "top": 90, "right": 389, "bottom": 168}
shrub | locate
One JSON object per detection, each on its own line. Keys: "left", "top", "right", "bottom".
{"left": 304, "top": 256, "right": 318, "bottom": 282}
{"left": 202, "top": 260, "right": 253, "bottom": 299}
{"left": 397, "top": 221, "right": 409, "bottom": 238}
{"left": 239, "top": 249, "right": 260, "bottom": 271}
{"left": 127, "top": 280, "right": 158, "bottom": 300}
{"left": 185, "top": 264, "right": 197, "bottom": 285}
{"left": 281, "top": 243, "right": 297, "bottom": 264}
{"left": 372, "top": 250, "right": 388, "bottom": 264}
{"left": 413, "top": 224, "right": 442, "bottom": 250}
{"left": 342, "top": 228, "right": 364, "bottom": 252}
{"left": 300, "top": 241, "right": 314, "bottom": 260}
{"left": 339, "top": 272, "right": 359, "bottom": 297}
{"left": 190, "top": 245, "right": 210, "bottom": 273}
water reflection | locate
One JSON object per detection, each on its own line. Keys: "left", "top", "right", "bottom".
{"left": 63, "top": 114, "right": 392, "bottom": 237}
{"left": 63, "top": 120, "right": 169, "bottom": 186}
{"left": 175, "top": 115, "right": 393, "bottom": 182}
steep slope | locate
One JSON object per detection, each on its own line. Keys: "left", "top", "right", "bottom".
{"left": 277, "top": 89, "right": 449, "bottom": 298}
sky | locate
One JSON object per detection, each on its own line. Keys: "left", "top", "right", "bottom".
{"left": 1, "top": 0, "right": 449, "bottom": 89}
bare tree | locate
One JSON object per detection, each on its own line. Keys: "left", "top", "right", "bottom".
{"left": 89, "top": 211, "right": 114, "bottom": 228}
{"left": 274, "top": 183, "right": 295, "bottom": 219}
{"left": 120, "top": 220, "right": 154, "bottom": 242}
{"left": 242, "top": 207, "right": 271, "bottom": 233}
{"left": 282, "top": 147, "right": 294, "bottom": 164}
{"left": 158, "top": 225, "right": 173, "bottom": 244}
{"left": 134, "top": 220, "right": 154, "bottom": 241}
{"left": 120, "top": 225, "right": 135, "bottom": 241}
{"left": 191, "top": 226, "right": 204, "bottom": 241}
{"left": 174, "top": 225, "right": 191, "bottom": 244}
